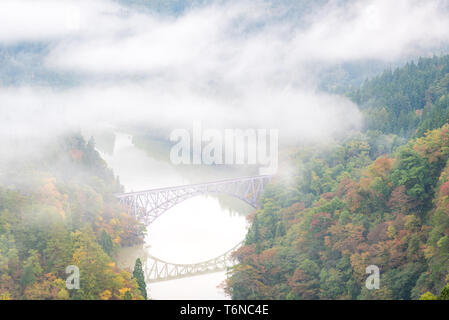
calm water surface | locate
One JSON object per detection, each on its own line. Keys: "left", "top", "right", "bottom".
{"left": 98, "top": 132, "right": 252, "bottom": 299}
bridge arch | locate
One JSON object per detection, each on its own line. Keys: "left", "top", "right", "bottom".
{"left": 143, "top": 242, "right": 243, "bottom": 283}
{"left": 117, "top": 175, "right": 272, "bottom": 225}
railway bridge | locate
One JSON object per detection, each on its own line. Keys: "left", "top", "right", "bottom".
{"left": 116, "top": 175, "right": 272, "bottom": 225}
{"left": 116, "top": 175, "right": 273, "bottom": 282}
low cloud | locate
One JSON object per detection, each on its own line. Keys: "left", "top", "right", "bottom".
{"left": 1, "top": 0, "right": 449, "bottom": 157}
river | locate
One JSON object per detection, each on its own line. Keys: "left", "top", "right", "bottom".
{"left": 97, "top": 132, "right": 253, "bottom": 300}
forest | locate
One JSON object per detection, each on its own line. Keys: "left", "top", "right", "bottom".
{"left": 2, "top": 0, "right": 449, "bottom": 303}
{"left": 226, "top": 55, "right": 449, "bottom": 300}
{"left": 0, "top": 133, "right": 147, "bottom": 299}
{"left": 2, "top": 54, "right": 449, "bottom": 301}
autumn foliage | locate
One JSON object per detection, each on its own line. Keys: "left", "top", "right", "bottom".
{"left": 0, "top": 133, "right": 145, "bottom": 300}
{"left": 227, "top": 124, "right": 449, "bottom": 300}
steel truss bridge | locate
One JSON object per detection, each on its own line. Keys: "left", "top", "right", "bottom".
{"left": 116, "top": 175, "right": 272, "bottom": 225}
{"left": 116, "top": 175, "right": 272, "bottom": 283}
{"left": 144, "top": 242, "right": 243, "bottom": 283}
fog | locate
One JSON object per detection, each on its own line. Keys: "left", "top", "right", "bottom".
{"left": 1, "top": 0, "right": 449, "bottom": 162}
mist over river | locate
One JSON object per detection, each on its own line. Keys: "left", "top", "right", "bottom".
{"left": 96, "top": 132, "right": 253, "bottom": 299}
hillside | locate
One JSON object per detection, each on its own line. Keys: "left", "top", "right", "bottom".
{"left": 0, "top": 133, "right": 146, "bottom": 300}
{"left": 226, "top": 57, "right": 449, "bottom": 300}
{"left": 349, "top": 55, "right": 449, "bottom": 137}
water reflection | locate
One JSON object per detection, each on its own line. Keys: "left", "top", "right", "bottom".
{"left": 98, "top": 132, "right": 253, "bottom": 299}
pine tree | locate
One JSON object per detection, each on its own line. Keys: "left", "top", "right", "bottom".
{"left": 99, "top": 230, "right": 113, "bottom": 256}
{"left": 20, "top": 250, "right": 43, "bottom": 287}
{"left": 252, "top": 215, "right": 262, "bottom": 254}
{"left": 439, "top": 284, "right": 449, "bottom": 300}
{"left": 124, "top": 290, "right": 132, "bottom": 300}
{"left": 132, "top": 258, "right": 147, "bottom": 300}
{"left": 275, "top": 221, "right": 286, "bottom": 238}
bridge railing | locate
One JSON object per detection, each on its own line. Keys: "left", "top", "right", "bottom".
{"left": 115, "top": 175, "right": 273, "bottom": 198}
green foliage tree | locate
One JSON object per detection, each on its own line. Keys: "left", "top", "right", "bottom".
{"left": 132, "top": 258, "right": 147, "bottom": 300}
{"left": 438, "top": 284, "right": 449, "bottom": 300}
{"left": 21, "top": 250, "right": 43, "bottom": 288}
{"left": 99, "top": 230, "right": 113, "bottom": 257}
{"left": 419, "top": 291, "right": 437, "bottom": 300}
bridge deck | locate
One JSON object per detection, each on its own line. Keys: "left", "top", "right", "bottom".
{"left": 116, "top": 175, "right": 272, "bottom": 197}
{"left": 116, "top": 174, "right": 273, "bottom": 225}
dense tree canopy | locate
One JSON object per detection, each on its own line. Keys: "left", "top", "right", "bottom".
{"left": 0, "top": 133, "right": 145, "bottom": 300}
{"left": 227, "top": 57, "right": 449, "bottom": 300}
{"left": 349, "top": 55, "right": 449, "bottom": 137}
